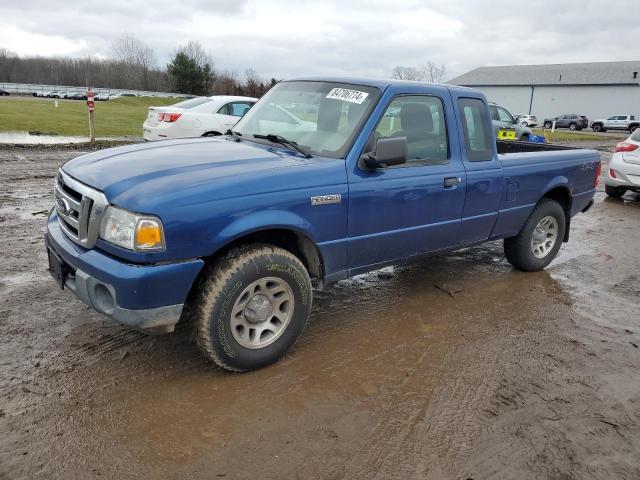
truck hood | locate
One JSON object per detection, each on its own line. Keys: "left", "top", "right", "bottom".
{"left": 62, "top": 137, "right": 324, "bottom": 209}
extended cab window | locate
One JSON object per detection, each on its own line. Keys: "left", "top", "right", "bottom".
{"left": 458, "top": 98, "right": 493, "bottom": 162}
{"left": 374, "top": 95, "right": 448, "bottom": 166}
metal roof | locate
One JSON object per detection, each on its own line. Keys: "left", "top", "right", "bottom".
{"left": 448, "top": 61, "right": 640, "bottom": 86}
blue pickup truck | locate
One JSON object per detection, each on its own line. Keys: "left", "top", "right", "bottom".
{"left": 46, "top": 77, "right": 600, "bottom": 371}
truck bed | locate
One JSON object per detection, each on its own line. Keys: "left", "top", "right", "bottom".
{"left": 496, "top": 140, "right": 577, "bottom": 154}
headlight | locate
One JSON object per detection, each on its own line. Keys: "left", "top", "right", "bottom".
{"left": 99, "top": 206, "right": 165, "bottom": 252}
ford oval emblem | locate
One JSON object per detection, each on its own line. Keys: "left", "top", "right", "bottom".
{"left": 57, "top": 197, "right": 71, "bottom": 216}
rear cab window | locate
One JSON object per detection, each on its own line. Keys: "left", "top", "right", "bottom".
{"left": 458, "top": 98, "right": 494, "bottom": 162}
{"left": 171, "top": 97, "right": 212, "bottom": 109}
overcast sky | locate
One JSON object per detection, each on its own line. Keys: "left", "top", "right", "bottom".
{"left": 1, "top": 0, "right": 638, "bottom": 80}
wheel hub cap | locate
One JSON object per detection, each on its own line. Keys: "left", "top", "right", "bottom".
{"left": 230, "top": 277, "right": 295, "bottom": 349}
{"left": 244, "top": 294, "right": 273, "bottom": 323}
{"left": 531, "top": 215, "right": 558, "bottom": 259}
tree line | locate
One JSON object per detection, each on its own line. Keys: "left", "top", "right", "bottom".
{"left": 0, "top": 34, "right": 277, "bottom": 97}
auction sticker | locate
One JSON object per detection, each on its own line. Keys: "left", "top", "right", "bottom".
{"left": 326, "top": 88, "right": 369, "bottom": 104}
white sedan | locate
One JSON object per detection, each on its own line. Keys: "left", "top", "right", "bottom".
{"left": 605, "top": 128, "right": 640, "bottom": 198}
{"left": 143, "top": 95, "right": 257, "bottom": 141}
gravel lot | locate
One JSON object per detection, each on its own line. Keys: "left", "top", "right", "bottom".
{"left": 1, "top": 142, "right": 639, "bottom": 479}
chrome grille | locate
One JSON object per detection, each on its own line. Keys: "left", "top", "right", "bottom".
{"left": 54, "top": 170, "right": 109, "bottom": 248}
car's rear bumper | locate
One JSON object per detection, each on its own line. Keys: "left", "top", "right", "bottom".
{"left": 606, "top": 153, "right": 640, "bottom": 189}
{"left": 45, "top": 211, "right": 204, "bottom": 333}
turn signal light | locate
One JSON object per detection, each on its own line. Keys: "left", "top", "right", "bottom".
{"left": 160, "top": 113, "right": 182, "bottom": 122}
{"left": 614, "top": 142, "right": 638, "bottom": 153}
{"left": 594, "top": 162, "right": 602, "bottom": 187}
{"left": 135, "top": 222, "right": 163, "bottom": 249}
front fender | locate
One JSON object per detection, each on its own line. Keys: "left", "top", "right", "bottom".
{"left": 210, "top": 209, "right": 319, "bottom": 255}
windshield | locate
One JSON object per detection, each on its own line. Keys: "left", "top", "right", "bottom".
{"left": 233, "top": 81, "right": 381, "bottom": 158}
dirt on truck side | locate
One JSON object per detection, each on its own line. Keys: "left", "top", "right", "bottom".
{"left": 1, "top": 142, "right": 640, "bottom": 479}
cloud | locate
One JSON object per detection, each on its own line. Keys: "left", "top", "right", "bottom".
{"left": 1, "top": 0, "right": 638, "bottom": 80}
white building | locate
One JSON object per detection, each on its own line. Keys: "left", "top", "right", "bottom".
{"left": 448, "top": 61, "right": 640, "bottom": 122}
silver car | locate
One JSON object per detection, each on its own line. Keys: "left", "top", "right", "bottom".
{"left": 489, "top": 103, "right": 533, "bottom": 141}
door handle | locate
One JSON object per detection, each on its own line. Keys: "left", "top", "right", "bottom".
{"left": 444, "top": 177, "right": 462, "bottom": 188}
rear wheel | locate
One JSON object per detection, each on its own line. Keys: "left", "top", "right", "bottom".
{"left": 504, "top": 199, "right": 566, "bottom": 272}
{"left": 629, "top": 125, "right": 639, "bottom": 133}
{"left": 194, "top": 244, "right": 312, "bottom": 372}
{"left": 605, "top": 185, "right": 626, "bottom": 198}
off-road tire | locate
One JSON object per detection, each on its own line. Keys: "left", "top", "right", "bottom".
{"left": 194, "top": 244, "right": 312, "bottom": 372}
{"left": 504, "top": 199, "right": 566, "bottom": 272}
{"left": 605, "top": 185, "right": 626, "bottom": 198}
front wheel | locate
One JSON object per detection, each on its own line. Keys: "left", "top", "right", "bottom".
{"left": 569, "top": 123, "right": 577, "bottom": 131}
{"left": 504, "top": 199, "right": 566, "bottom": 272}
{"left": 630, "top": 125, "right": 639, "bottom": 133}
{"left": 592, "top": 124, "right": 602, "bottom": 132}
{"left": 194, "top": 244, "right": 313, "bottom": 371}
{"left": 544, "top": 121, "right": 552, "bottom": 129}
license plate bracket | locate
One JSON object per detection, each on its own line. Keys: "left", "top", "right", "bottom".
{"left": 47, "top": 245, "right": 68, "bottom": 290}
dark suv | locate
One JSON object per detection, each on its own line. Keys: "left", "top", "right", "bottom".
{"left": 543, "top": 114, "right": 589, "bottom": 131}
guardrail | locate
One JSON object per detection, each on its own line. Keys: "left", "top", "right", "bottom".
{"left": 0, "top": 82, "right": 190, "bottom": 98}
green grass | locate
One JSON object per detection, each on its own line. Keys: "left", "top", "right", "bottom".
{"left": 530, "top": 128, "right": 616, "bottom": 142}
{"left": 0, "top": 96, "right": 181, "bottom": 137}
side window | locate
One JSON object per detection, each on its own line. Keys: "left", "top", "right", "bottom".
{"left": 458, "top": 97, "right": 494, "bottom": 162}
{"left": 489, "top": 106, "right": 499, "bottom": 121}
{"left": 497, "top": 107, "right": 514, "bottom": 124}
{"left": 229, "top": 102, "right": 253, "bottom": 117}
{"left": 217, "top": 103, "right": 231, "bottom": 115}
{"left": 374, "top": 95, "right": 448, "bottom": 166}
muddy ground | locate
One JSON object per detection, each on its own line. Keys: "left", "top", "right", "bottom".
{"left": 1, "top": 142, "right": 639, "bottom": 479}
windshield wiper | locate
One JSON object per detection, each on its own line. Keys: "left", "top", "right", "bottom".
{"left": 225, "top": 129, "right": 242, "bottom": 141}
{"left": 253, "top": 134, "right": 312, "bottom": 158}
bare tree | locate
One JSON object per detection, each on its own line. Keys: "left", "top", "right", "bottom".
{"left": 391, "top": 62, "right": 447, "bottom": 83}
{"left": 112, "top": 33, "right": 157, "bottom": 90}
{"left": 419, "top": 61, "right": 447, "bottom": 83}
{"left": 391, "top": 66, "right": 423, "bottom": 81}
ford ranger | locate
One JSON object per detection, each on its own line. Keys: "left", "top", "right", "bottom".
{"left": 45, "top": 77, "right": 600, "bottom": 371}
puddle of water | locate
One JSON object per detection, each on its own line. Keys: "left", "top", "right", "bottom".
{"left": 0, "top": 131, "right": 141, "bottom": 145}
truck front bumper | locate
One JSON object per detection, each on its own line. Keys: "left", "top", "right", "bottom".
{"left": 45, "top": 211, "right": 204, "bottom": 334}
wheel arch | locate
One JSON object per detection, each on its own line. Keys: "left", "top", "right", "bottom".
{"left": 204, "top": 223, "right": 325, "bottom": 283}
{"left": 540, "top": 184, "right": 572, "bottom": 242}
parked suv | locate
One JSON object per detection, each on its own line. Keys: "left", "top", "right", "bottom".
{"left": 515, "top": 114, "right": 537, "bottom": 127}
{"left": 489, "top": 103, "right": 532, "bottom": 140}
{"left": 543, "top": 114, "right": 589, "bottom": 131}
{"left": 590, "top": 115, "right": 640, "bottom": 133}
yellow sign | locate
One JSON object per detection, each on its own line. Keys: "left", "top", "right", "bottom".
{"left": 497, "top": 129, "right": 517, "bottom": 140}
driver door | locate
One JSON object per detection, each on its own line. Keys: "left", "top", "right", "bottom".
{"left": 346, "top": 92, "right": 466, "bottom": 274}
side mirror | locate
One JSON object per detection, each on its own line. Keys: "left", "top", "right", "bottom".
{"left": 362, "top": 136, "right": 407, "bottom": 169}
